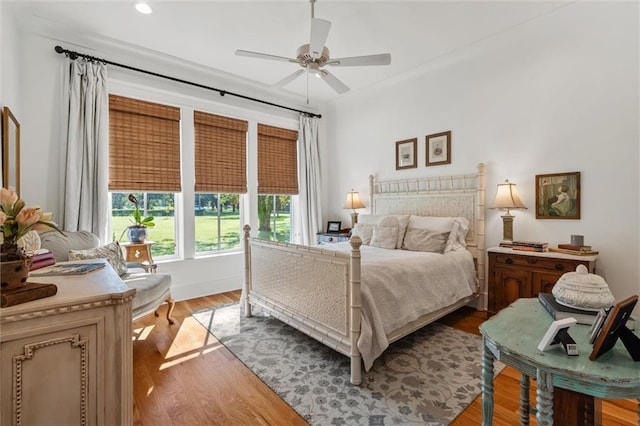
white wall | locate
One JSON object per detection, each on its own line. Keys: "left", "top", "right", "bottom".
{"left": 1, "top": 3, "right": 21, "bottom": 123}
{"left": 326, "top": 2, "right": 640, "bottom": 313}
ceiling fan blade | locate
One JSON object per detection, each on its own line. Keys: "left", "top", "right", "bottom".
{"left": 320, "top": 70, "right": 349, "bottom": 94}
{"left": 309, "top": 18, "right": 331, "bottom": 59}
{"left": 272, "top": 69, "right": 305, "bottom": 89}
{"left": 328, "top": 53, "right": 391, "bottom": 67}
{"left": 235, "top": 49, "right": 297, "bottom": 63}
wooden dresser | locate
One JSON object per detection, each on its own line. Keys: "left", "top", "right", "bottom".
{"left": 0, "top": 260, "right": 135, "bottom": 425}
{"left": 487, "top": 247, "right": 598, "bottom": 317}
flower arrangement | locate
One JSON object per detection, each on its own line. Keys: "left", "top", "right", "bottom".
{"left": 0, "top": 188, "right": 62, "bottom": 261}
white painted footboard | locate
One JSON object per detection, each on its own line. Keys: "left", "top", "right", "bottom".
{"left": 243, "top": 226, "right": 364, "bottom": 384}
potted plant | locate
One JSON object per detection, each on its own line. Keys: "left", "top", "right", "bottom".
{"left": 125, "top": 194, "right": 155, "bottom": 243}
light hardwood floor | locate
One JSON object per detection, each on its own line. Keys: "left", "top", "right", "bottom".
{"left": 133, "top": 291, "right": 637, "bottom": 425}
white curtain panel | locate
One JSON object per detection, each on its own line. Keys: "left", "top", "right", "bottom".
{"left": 60, "top": 59, "right": 109, "bottom": 242}
{"left": 294, "top": 115, "right": 323, "bottom": 245}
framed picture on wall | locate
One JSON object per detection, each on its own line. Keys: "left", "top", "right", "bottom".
{"left": 426, "top": 131, "right": 451, "bottom": 166}
{"left": 395, "top": 138, "right": 417, "bottom": 170}
{"left": 2, "top": 106, "right": 20, "bottom": 195}
{"left": 535, "top": 171, "right": 580, "bottom": 219}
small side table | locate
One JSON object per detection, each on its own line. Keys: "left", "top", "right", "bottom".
{"left": 316, "top": 232, "right": 350, "bottom": 245}
{"left": 480, "top": 298, "right": 640, "bottom": 425}
{"left": 121, "top": 241, "right": 157, "bottom": 273}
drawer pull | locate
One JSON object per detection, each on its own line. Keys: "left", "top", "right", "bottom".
{"left": 527, "top": 258, "right": 537, "bottom": 264}
{"left": 328, "top": 237, "right": 334, "bottom": 242}
{"left": 555, "top": 263, "right": 565, "bottom": 271}
{"left": 505, "top": 257, "right": 514, "bottom": 265}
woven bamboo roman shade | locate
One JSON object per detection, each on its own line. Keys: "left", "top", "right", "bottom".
{"left": 109, "top": 95, "right": 181, "bottom": 192}
{"left": 257, "top": 124, "right": 299, "bottom": 195}
{"left": 194, "top": 111, "right": 248, "bottom": 194}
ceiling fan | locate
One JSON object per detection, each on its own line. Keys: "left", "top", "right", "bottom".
{"left": 235, "top": 0, "right": 391, "bottom": 95}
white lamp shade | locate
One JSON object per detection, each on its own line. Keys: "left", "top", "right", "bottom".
{"left": 343, "top": 191, "right": 365, "bottom": 210}
{"left": 489, "top": 180, "right": 527, "bottom": 210}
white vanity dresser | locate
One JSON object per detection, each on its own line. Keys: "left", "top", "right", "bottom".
{"left": 0, "top": 259, "right": 135, "bottom": 425}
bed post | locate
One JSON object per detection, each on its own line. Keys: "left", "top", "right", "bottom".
{"left": 349, "top": 235, "right": 363, "bottom": 385}
{"left": 243, "top": 224, "right": 252, "bottom": 317}
{"left": 369, "top": 175, "right": 375, "bottom": 213}
{"left": 476, "top": 163, "right": 486, "bottom": 311}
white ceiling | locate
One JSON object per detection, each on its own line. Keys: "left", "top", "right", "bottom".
{"left": 8, "top": 1, "right": 570, "bottom": 104}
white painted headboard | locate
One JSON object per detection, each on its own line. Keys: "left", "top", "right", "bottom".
{"left": 369, "top": 163, "right": 486, "bottom": 296}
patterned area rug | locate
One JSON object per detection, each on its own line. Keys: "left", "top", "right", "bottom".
{"left": 193, "top": 303, "right": 503, "bottom": 426}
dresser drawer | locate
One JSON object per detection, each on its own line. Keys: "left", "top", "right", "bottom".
{"left": 493, "top": 253, "right": 586, "bottom": 273}
{"left": 317, "top": 233, "right": 349, "bottom": 244}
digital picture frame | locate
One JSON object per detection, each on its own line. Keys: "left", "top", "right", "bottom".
{"left": 537, "top": 317, "right": 578, "bottom": 356}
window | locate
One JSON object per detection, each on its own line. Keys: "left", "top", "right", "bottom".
{"left": 194, "top": 111, "right": 248, "bottom": 253}
{"left": 108, "top": 95, "right": 181, "bottom": 259}
{"left": 111, "top": 192, "right": 176, "bottom": 257}
{"left": 257, "top": 124, "right": 298, "bottom": 242}
{"left": 257, "top": 195, "right": 291, "bottom": 242}
{"left": 194, "top": 193, "right": 241, "bottom": 253}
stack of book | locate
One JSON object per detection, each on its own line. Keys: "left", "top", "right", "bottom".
{"left": 1, "top": 282, "right": 58, "bottom": 308}
{"left": 538, "top": 292, "right": 598, "bottom": 325}
{"left": 548, "top": 244, "right": 599, "bottom": 256}
{"left": 29, "top": 250, "right": 55, "bottom": 271}
{"left": 511, "top": 241, "right": 548, "bottom": 252}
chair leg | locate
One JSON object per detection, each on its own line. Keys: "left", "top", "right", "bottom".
{"left": 153, "top": 297, "right": 176, "bottom": 325}
{"left": 165, "top": 297, "right": 176, "bottom": 325}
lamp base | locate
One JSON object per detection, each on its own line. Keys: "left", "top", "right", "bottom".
{"left": 350, "top": 211, "right": 359, "bottom": 229}
{"left": 501, "top": 213, "right": 514, "bottom": 246}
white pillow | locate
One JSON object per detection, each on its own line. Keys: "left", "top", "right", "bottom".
{"left": 351, "top": 223, "right": 375, "bottom": 245}
{"left": 393, "top": 214, "right": 410, "bottom": 249}
{"left": 370, "top": 216, "right": 399, "bottom": 250}
{"left": 69, "top": 241, "right": 128, "bottom": 276}
{"left": 351, "top": 215, "right": 382, "bottom": 245}
{"left": 401, "top": 215, "right": 456, "bottom": 253}
{"left": 445, "top": 217, "right": 470, "bottom": 252}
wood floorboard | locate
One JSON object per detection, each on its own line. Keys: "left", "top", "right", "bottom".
{"left": 133, "top": 291, "right": 637, "bottom": 425}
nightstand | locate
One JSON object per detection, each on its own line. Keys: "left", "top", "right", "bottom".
{"left": 316, "top": 232, "right": 350, "bottom": 245}
{"left": 121, "top": 241, "right": 157, "bottom": 272}
{"left": 487, "top": 247, "right": 597, "bottom": 317}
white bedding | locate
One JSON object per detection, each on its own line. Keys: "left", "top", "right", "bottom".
{"left": 331, "top": 242, "right": 477, "bottom": 370}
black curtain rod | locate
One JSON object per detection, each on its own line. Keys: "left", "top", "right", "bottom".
{"left": 54, "top": 45, "right": 321, "bottom": 119}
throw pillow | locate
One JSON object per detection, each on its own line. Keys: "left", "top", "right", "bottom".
{"left": 402, "top": 215, "right": 456, "bottom": 253}
{"left": 370, "top": 216, "right": 399, "bottom": 250}
{"left": 445, "top": 217, "right": 471, "bottom": 252}
{"left": 352, "top": 215, "right": 382, "bottom": 245}
{"left": 351, "top": 223, "right": 375, "bottom": 245}
{"left": 68, "top": 241, "right": 128, "bottom": 276}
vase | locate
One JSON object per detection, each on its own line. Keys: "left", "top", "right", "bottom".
{"left": 127, "top": 226, "right": 147, "bottom": 243}
{"left": 0, "top": 257, "right": 32, "bottom": 290}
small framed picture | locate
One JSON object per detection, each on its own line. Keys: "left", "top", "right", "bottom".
{"left": 327, "top": 221, "right": 341, "bottom": 233}
{"left": 536, "top": 317, "right": 577, "bottom": 352}
{"left": 535, "top": 171, "right": 580, "bottom": 219}
{"left": 589, "top": 308, "right": 610, "bottom": 344}
{"left": 426, "top": 131, "right": 451, "bottom": 166}
{"left": 395, "top": 138, "right": 417, "bottom": 170}
{"left": 589, "top": 295, "right": 639, "bottom": 361}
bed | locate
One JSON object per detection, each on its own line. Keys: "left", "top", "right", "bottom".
{"left": 242, "top": 163, "right": 486, "bottom": 385}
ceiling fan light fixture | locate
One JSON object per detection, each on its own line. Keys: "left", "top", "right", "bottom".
{"left": 306, "top": 63, "right": 323, "bottom": 78}
{"left": 134, "top": 1, "right": 152, "bottom": 14}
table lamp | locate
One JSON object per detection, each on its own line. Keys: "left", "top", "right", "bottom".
{"left": 343, "top": 190, "right": 365, "bottom": 228}
{"left": 489, "top": 179, "right": 527, "bottom": 247}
